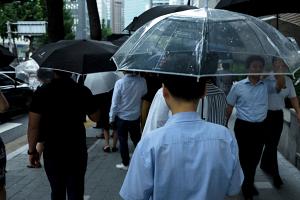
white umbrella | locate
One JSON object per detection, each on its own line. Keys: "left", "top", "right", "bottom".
{"left": 84, "top": 71, "right": 123, "bottom": 95}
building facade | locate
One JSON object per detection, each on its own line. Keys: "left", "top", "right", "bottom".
{"left": 111, "top": 0, "right": 124, "bottom": 33}
{"left": 152, "top": 0, "right": 169, "bottom": 7}
{"left": 65, "top": 0, "right": 90, "bottom": 39}
{"left": 169, "top": 0, "right": 185, "bottom": 5}
{"left": 97, "top": 0, "right": 111, "bottom": 28}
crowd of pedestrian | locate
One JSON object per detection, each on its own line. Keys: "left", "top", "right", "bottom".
{"left": 0, "top": 54, "right": 298, "bottom": 200}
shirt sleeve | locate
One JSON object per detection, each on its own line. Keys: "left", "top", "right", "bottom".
{"left": 226, "top": 136, "right": 244, "bottom": 196}
{"left": 120, "top": 141, "right": 154, "bottom": 200}
{"left": 226, "top": 83, "right": 238, "bottom": 106}
{"left": 142, "top": 77, "right": 148, "bottom": 96}
{"left": 142, "top": 88, "right": 169, "bottom": 136}
{"left": 29, "top": 86, "right": 45, "bottom": 114}
{"left": 286, "top": 77, "right": 297, "bottom": 98}
{"left": 109, "top": 81, "right": 121, "bottom": 122}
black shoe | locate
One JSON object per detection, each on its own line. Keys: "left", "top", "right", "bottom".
{"left": 273, "top": 175, "right": 283, "bottom": 189}
{"left": 103, "top": 145, "right": 111, "bottom": 153}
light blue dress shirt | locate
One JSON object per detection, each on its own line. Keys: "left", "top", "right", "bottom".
{"left": 227, "top": 78, "right": 269, "bottom": 122}
{"left": 265, "top": 75, "right": 296, "bottom": 110}
{"left": 120, "top": 112, "right": 244, "bottom": 200}
{"left": 109, "top": 74, "right": 147, "bottom": 122}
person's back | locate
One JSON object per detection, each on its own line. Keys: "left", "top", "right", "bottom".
{"left": 30, "top": 74, "right": 97, "bottom": 158}
{"left": 120, "top": 75, "right": 243, "bottom": 200}
{"left": 110, "top": 72, "right": 147, "bottom": 169}
{"left": 28, "top": 70, "right": 99, "bottom": 199}
{"left": 125, "top": 118, "right": 242, "bottom": 200}
{"left": 110, "top": 73, "right": 147, "bottom": 121}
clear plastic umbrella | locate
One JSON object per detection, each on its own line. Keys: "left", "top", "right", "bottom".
{"left": 15, "top": 59, "right": 40, "bottom": 83}
{"left": 84, "top": 71, "right": 123, "bottom": 95}
{"left": 112, "top": 8, "right": 300, "bottom": 78}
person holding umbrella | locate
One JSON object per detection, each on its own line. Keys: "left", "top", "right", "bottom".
{"left": 226, "top": 55, "right": 285, "bottom": 200}
{"left": 27, "top": 70, "right": 100, "bottom": 200}
{"left": 260, "top": 57, "right": 300, "bottom": 188}
{"left": 120, "top": 75, "right": 243, "bottom": 200}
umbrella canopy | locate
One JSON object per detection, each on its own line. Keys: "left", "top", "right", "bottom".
{"left": 124, "top": 5, "right": 198, "bottom": 32}
{"left": 112, "top": 8, "right": 300, "bottom": 78}
{"left": 215, "top": 0, "right": 300, "bottom": 17}
{"left": 0, "top": 45, "right": 16, "bottom": 68}
{"left": 84, "top": 71, "right": 123, "bottom": 95}
{"left": 31, "top": 40, "right": 118, "bottom": 74}
{"left": 107, "top": 33, "right": 130, "bottom": 47}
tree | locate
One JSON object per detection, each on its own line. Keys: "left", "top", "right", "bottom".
{"left": 86, "top": 0, "right": 102, "bottom": 40}
{"left": 101, "top": 19, "right": 112, "bottom": 40}
{"left": 45, "top": 0, "right": 65, "bottom": 42}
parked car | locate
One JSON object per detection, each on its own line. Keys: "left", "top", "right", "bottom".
{"left": 0, "top": 73, "right": 33, "bottom": 122}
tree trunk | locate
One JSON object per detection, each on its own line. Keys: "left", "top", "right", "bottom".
{"left": 86, "top": 0, "right": 102, "bottom": 40}
{"left": 45, "top": 0, "right": 65, "bottom": 42}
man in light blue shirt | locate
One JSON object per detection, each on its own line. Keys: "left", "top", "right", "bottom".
{"left": 226, "top": 55, "right": 284, "bottom": 200}
{"left": 109, "top": 72, "right": 147, "bottom": 170}
{"left": 260, "top": 57, "right": 300, "bottom": 189}
{"left": 120, "top": 75, "right": 243, "bottom": 200}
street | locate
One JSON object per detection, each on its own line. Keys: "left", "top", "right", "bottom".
{"left": 0, "top": 114, "right": 29, "bottom": 155}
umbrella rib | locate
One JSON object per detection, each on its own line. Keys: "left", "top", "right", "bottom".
{"left": 245, "top": 19, "right": 282, "bottom": 59}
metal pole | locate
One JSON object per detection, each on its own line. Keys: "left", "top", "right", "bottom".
{"left": 204, "top": 0, "right": 208, "bottom": 9}
{"left": 6, "top": 21, "right": 13, "bottom": 53}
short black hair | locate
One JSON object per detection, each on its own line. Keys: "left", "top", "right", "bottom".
{"left": 161, "top": 74, "right": 206, "bottom": 101}
{"left": 246, "top": 55, "right": 265, "bottom": 69}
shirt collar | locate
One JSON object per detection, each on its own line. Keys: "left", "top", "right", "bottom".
{"left": 166, "top": 112, "right": 201, "bottom": 124}
{"left": 244, "top": 77, "right": 264, "bottom": 85}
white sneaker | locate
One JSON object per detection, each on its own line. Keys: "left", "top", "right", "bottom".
{"left": 116, "top": 163, "right": 128, "bottom": 170}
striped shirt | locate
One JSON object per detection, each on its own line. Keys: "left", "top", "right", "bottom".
{"left": 197, "top": 83, "right": 227, "bottom": 126}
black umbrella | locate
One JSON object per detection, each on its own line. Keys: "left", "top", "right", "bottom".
{"left": 107, "top": 33, "right": 130, "bottom": 47}
{"left": 124, "top": 5, "right": 198, "bottom": 32}
{"left": 215, "top": 0, "right": 300, "bottom": 17}
{"left": 31, "top": 40, "right": 118, "bottom": 74}
{"left": 0, "top": 45, "right": 16, "bottom": 68}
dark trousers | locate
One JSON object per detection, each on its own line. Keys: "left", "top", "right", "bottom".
{"left": 116, "top": 116, "right": 141, "bottom": 166}
{"left": 44, "top": 155, "right": 87, "bottom": 200}
{"left": 260, "top": 110, "right": 283, "bottom": 176}
{"left": 234, "top": 119, "right": 264, "bottom": 198}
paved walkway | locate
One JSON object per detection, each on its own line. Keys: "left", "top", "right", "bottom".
{"left": 5, "top": 126, "right": 300, "bottom": 200}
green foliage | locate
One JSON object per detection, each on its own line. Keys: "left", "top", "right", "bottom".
{"left": 0, "top": 0, "right": 46, "bottom": 38}
{"left": 101, "top": 19, "right": 112, "bottom": 40}
{"left": 63, "top": 7, "right": 74, "bottom": 40}
{"left": 0, "top": 0, "right": 74, "bottom": 45}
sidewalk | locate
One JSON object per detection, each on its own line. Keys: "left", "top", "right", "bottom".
{"left": 6, "top": 127, "right": 300, "bottom": 200}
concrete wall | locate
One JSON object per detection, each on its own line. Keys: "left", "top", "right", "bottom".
{"left": 278, "top": 109, "right": 300, "bottom": 170}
